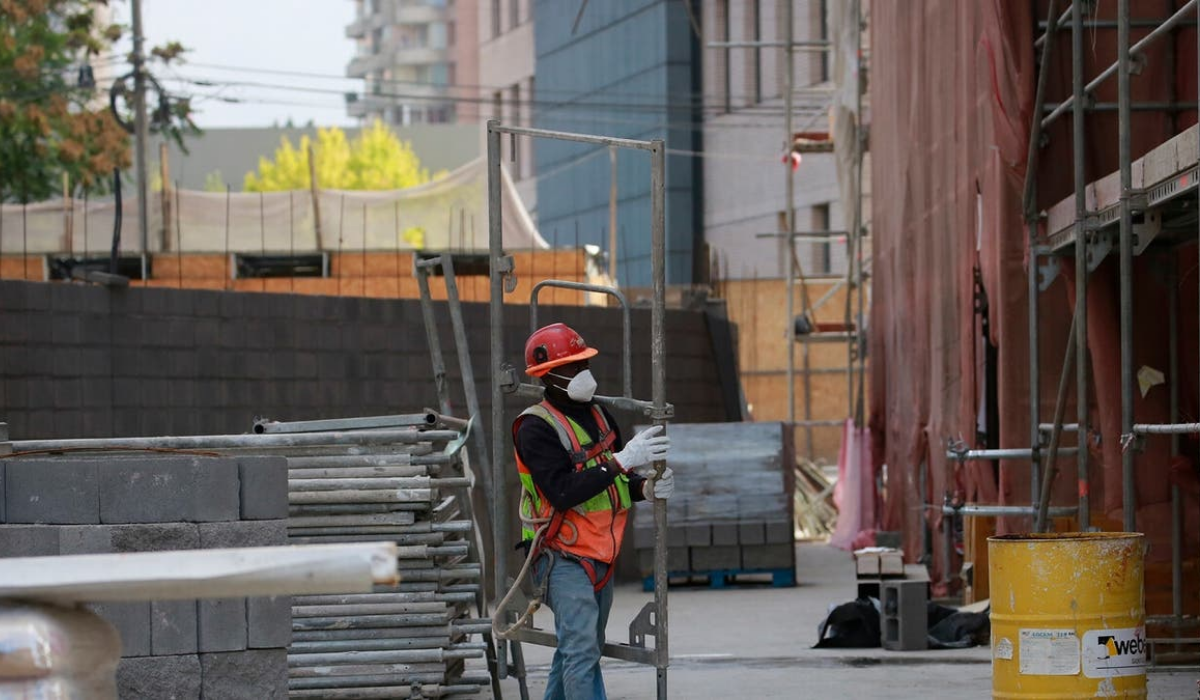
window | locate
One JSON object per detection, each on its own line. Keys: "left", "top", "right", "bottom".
{"left": 429, "top": 22, "right": 447, "bottom": 49}
{"left": 492, "top": 0, "right": 502, "bottom": 38}
{"left": 813, "top": 203, "right": 832, "bottom": 274}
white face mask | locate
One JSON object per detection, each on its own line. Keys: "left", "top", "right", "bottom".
{"left": 549, "top": 369, "right": 597, "bottom": 402}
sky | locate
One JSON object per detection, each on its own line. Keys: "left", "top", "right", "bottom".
{"left": 112, "top": 0, "right": 360, "bottom": 129}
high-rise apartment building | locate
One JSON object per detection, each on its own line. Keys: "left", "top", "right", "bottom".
{"left": 345, "top": 0, "right": 477, "bottom": 125}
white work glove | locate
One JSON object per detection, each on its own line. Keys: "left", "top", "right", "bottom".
{"left": 614, "top": 425, "right": 670, "bottom": 469}
{"left": 642, "top": 467, "right": 674, "bottom": 500}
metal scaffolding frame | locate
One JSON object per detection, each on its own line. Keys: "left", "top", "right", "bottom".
{"left": 707, "top": 0, "right": 871, "bottom": 459}
{"left": 948, "top": 0, "right": 1200, "bottom": 659}
{"left": 486, "top": 121, "right": 672, "bottom": 699}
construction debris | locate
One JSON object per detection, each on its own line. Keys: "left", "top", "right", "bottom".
{"left": 794, "top": 458, "right": 837, "bottom": 539}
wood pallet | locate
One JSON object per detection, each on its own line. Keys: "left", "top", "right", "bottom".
{"left": 642, "top": 567, "right": 796, "bottom": 591}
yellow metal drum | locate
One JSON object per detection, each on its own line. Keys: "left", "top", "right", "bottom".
{"left": 989, "top": 533, "right": 1146, "bottom": 699}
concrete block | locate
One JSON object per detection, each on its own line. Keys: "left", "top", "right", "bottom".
{"left": 200, "top": 649, "right": 287, "bottom": 700}
{"left": 667, "top": 524, "right": 688, "bottom": 548}
{"left": 738, "top": 521, "right": 766, "bottom": 546}
{"left": 58, "top": 524, "right": 114, "bottom": 554}
{"left": 237, "top": 457, "right": 288, "bottom": 520}
{"left": 116, "top": 654, "right": 201, "bottom": 700}
{"left": 712, "top": 523, "right": 739, "bottom": 546}
{"left": 685, "top": 524, "right": 711, "bottom": 547}
{"left": 89, "top": 601, "right": 152, "bottom": 657}
{"left": 199, "top": 520, "right": 287, "bottom": 550}
{"left": 99, "top": 457, "right": 240, "bottom": 524}
{"left": 637, "top": 546, "right": 689, "bottom": 576}
{"left": 690, "top": 545, "right": 742, "bottom": 571}
{"left": 765, "top": 519, "right": 794, "bottom": 545}
{"left": 198, "top": 598, "right": 247, "bottom": 653}
{"left": 740, "top": 544, "right": 794, "bottom": 571}
{"left": 247, "top": 596, "right": 292, "bottom": 649}
{"left": 5, "top": 459, "right": 99, "bottom": 524}
{"left": 152, "top": 600, "right": 199, "bottom": 655}
{"left": 0, "top": 524, "right": 60, "bottom": 557}
{"left": 111, "top": 523, "right": 201, "bottom": 552}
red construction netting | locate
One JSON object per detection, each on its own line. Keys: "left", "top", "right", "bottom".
{"left": 869, "top": 0, "right": 1200, "bottom": 599}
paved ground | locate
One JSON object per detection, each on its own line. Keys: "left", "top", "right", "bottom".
{"left": 496, "top": 543, "right": 1199, "bottom": 699}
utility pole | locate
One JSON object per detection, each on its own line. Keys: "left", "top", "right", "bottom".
{"left": 131, "top": 0, "right": 150, "bottom": 279}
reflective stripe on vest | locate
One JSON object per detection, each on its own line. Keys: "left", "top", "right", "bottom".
{"left": 513, "top": 401, "right": 632, "bottom": 563}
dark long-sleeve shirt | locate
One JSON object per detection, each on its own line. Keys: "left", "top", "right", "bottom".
{"left": 514, "top": 394, "right": 647, "bottom": 512}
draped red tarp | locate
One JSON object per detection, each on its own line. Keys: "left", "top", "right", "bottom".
{"left": 869, "top": 0, "right": 1200, "bottom": 605}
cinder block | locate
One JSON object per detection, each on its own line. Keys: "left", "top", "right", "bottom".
{"left": 238, "top": 457, "right": 289, "bottom": 520}
{"left": 637, "top": 546, "right": 689, "bottom": 576}
{"left": 765, "top": 519, "right": 794, "bottom": 545}
{"left": 116, "top": 654, "right": 201, "bottom": 699}
{"left": 740, "top": 544, "right": 794, "bottom": 571}
{"left": 99, "top": 457, "right": 240, "bottom": 524}
{"left": 685, "top": 524, "right": 711, "bottom": 547}
{"left": 738, "top": 521, "right": 766, "bottom": 546}
{"left": 198, "top": 599, "right": 247, "bottom": 653}
{"left": 0, "top": 524, "right": 60, "bottom": 557}
{"left": 199, "top": 520, "right": 287, "bottom": 549}
{"left": 5, "top": 459, "right": 100, "bottom": 524}
{"left": 712, "top": 523, "right": 739, "bottom": 546}
{"left": 247, "top": 596, "right": 292, "bottom": 649}
{"left": 200, "top": 649, "right": 287, "bottom": 700}
{"left": 111, "top": 523, "right": 201, "bottom": 552}
{"left": 667, "top": 524, "right": 688, "bottom": 548}
{"left": 152, "top": 601, "right": 199, "bottom": 655}
{"left": 58, "top": 524, "right": 114, "bottom": 554}
{"left": 690, "top": 545, "right": 742, "bottom": 571}
{"left": 90, "top": 602, "right": 152, "bottom": 657}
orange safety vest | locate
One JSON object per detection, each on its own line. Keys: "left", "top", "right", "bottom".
{"left": 513, "top": 400, "right": 632, "bottom": 566}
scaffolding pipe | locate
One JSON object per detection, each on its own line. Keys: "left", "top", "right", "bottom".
{"left": 1025, "top": 0, "right": 1060, "bottom": 515}
{"left": 1072, "top": 0, "right": 1092, "bottom": 530}
{"left": 1118, "top": 0, "right": 1137, "bottom": 534}
{"left": 1169, "top": 260, "right": 1184, "bottom": 637}
{"left": 1133, "top": 423, "right": 1200, "bottom": 434}
{"left": 485, "top": 120, "right": 508, "bottom": 680}
{"left": 947, "top": 447, "right": 1078, "bottom": 462}
{"left": 1042, "top": 0, "right": 1199, "bottom": 128}
{"left": 1037, "top": 312, "right": 1079, "bottom": 534}
{"left": 650, "top": 137, "right": 669, "bottom": 700}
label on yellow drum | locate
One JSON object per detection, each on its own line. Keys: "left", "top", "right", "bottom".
{"left": 1082, "top": 627, "right": 1146, "bottom": 678}
{"left": 1019, "top": 628, "right": 1080, "bottom": 675}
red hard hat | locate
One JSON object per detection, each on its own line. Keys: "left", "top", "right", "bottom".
{"left": 524, "top": 323, "right": 598, "bottom": 377}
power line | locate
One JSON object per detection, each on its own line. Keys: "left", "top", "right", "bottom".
{"left": 182, "top": 59, "right": 837, "bottom": 108}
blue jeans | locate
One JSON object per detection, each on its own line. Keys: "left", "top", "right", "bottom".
{"left": 534, "top": 551, "right": 613, "bottom": 700}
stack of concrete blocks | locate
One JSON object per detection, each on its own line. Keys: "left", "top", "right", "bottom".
{"left": 0, "top": 453, "right": 292, "bottom": 699}
{"left": 632, "top": 422, "right": 796, "bottom": 586}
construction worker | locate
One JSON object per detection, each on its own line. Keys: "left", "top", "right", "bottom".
{"left": 513, "top": 322, "right": 673, "bottom": 700}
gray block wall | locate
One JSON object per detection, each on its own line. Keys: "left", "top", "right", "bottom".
{"left": 0, "top": 280, "right": 731, "bottom": 443}
{"left": 0, "top": 280, "right": 737, "bottom": 583}
{"left": 0, "top": 454, "right": 290, "bottom": 700}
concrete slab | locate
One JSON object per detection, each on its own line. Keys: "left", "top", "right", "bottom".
{"left": 496, "top": 542, "right": 1198, "bottom": 698}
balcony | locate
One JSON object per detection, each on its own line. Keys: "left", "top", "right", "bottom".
{"left": 393, "top": 2, "right": 444, "bottom": 24}
{"left": 391, "top": 45, "right": 448, "bottom": 66}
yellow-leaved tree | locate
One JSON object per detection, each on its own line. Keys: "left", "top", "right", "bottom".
{"left": 243, "top": 120, "right": 443, "bottom": 192}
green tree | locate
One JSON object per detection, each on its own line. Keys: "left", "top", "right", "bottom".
{"left": 0, "top": 1, "right": 197, "bottom": 203}
{"left": 0, "top": 0, "right": 130, "bottom": 202}
{"left": 243, "top": 120, "right": 444, "bottom": 192}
